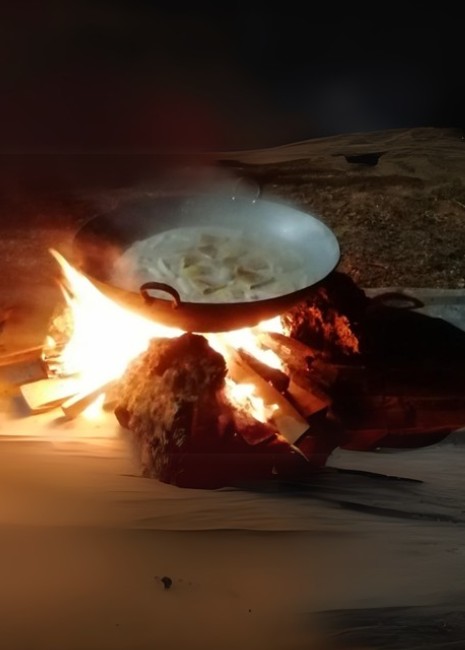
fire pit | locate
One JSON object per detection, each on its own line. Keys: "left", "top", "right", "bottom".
{"left": 34, "top": 250, "right": 334, "bottom": 487}
{"left": 3, "top": 245, "right": 465, "bottom": 490}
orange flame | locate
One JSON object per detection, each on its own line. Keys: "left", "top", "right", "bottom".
{"left": 225, "top": 378, "right": 278, "bottom": 423}
{"left": 50, "top": 250, "right": 181, "bottom": 387}
{"left": 48, "top": 250, "right": 285, "bottom": 421}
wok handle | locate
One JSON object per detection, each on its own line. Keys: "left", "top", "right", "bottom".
{"left": 140, "top": 282, "right": 182, "bottom": 309}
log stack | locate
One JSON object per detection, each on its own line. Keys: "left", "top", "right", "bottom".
{"left": 112, "top": 273, "right": 465, "bottom": 487}
{"left": 114, "top": 333, "right": 309, "bottom": 488}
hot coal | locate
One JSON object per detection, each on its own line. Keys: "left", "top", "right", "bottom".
{"left": 283, "top": 272, "right": 366, "bottom": 360}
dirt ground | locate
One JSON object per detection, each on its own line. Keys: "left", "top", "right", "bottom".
{"left": 220, "top": 127, "right": 465, "bottom": 288}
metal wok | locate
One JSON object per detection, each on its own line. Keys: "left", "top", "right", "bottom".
{"left": 72, "top": 193, "right": 340, "bottom": 332}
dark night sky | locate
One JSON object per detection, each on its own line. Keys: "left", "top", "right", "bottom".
{"left": 2, "top": 2, "right": 463, "bottom": 151}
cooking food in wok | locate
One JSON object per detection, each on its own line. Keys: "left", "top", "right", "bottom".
{"left": 113, "top": 226, "right": 314, "bottom": 304}
{"left": 73, "top": 194, "right": 340, "bottom": 332}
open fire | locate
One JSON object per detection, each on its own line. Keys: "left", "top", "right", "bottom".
{"left": 21, "top": 249, "right": 329, "bottom": 487}
{"left": 46, "top": 250, "right": 297, "bottom": 430}
{"left": 7, "top": 249, "right": 458, "bottom": 488}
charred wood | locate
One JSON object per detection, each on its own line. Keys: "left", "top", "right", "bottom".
{"left": 114, "top": 333, "right": 309, "bottom": 488}
{"left": 257, "top": 331, "right": 316, "bottom": 373}
{"left": 282, "top": 272, "right": 366, "bottom": 360}
{"left": 235, "top": 348, "right": 289, "bottom": 393}
{"left": 223, "top": 343, "right": 309, "bottom": 445}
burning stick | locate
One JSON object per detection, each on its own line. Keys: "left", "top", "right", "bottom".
{"left": 235, "top": 348, "right": 290, "bottom": 393}
{"left": 258, "top": 330, "right": 342, "bottom": 389}
{"left": 61, "top": 380, "right": 115, "bottom": 418}
{"left": 256, "top": 331, "right": 331, "bottom": 412}
{"left": 224, "top": 343, "right": 309, "bottom": 445}
{"left": 0, "top": 345, "right": 44, "bottom": 367}
{"left": 257, "top": 331, "right": 315, "bottom": 373}
{"left": 286, "top": 379, "right": 330, "bottom": 419}
{"left": 20, "top": 377, "right": 81, "bottom": 413}
{"left": 0, "top": 345, "right": 49, "bottom": 387}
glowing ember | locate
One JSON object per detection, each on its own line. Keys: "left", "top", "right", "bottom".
{"left": 48, "top": 250, "right": 286, "bottom": 422}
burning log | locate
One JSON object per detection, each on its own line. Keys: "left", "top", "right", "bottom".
{"left": 258, "top": 331, "right": 333, "bottom": 410}
{"left": 114, "top": 333, "right": 309, "bottom": 488}
{"left": 61, "top": 380, "right": 115, "bottom": 419}
{"left": 257, "top": 331, "right": 316, "bottom": 374}
{"left": 31, "top": 251, "right": 465, "bottom": 468}
{"left": 259, "top": 330, "right": 356, "bottom": 387}
{"left": 235, "top": 348, "right": 289, "bottom": 393}
{"left": 285, "top": 380, "right": 330, "bottom": 420}
{"left": 282, "top": 273, "right": 366, "bottom": 359}
{"left": 0, "top": 345, "right": 44, "bottom": 367}
{"left": 0, "top": 347, "right": 47, "bottom": 387}
{"left": 223, "top": 342, "right": 309, "bottom": 445}
{"left": 21, "top": 377, "right": 80, "bottom": 413}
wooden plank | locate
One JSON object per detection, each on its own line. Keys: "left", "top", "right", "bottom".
{"left": 20, "top": 377, "right": 81, "bottom": 413}
{"left": 286, "top": 379, "right": 330, "bottom": 419}
{"left": 61, "top": 380, "right": 115, "bottom": 418}
{"left": 235, "top": 348, "right": 289, "bottom": 392}
{"left": 0, "top": 345, "right": 43, "bottom": 367}
{"left": 0, "top": 359, "right": 47, "bottom": 387}
{"left": 225, "top": 345, "right": 309, "bottom": 445}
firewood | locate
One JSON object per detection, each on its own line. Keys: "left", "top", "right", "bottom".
{"left": 0, "top": 344, "right": 67, "bottom": 386}
{"left": 258, "top": 331, "right": 365, "bottom": 389}
{"left": 257, "top": 331, "right": 316, "bottom": 373}
{"left": 224, "top": 344, "right": 309, "bottom": 445}
{"left": 286, "top": 379, "right": 330, "bottom": 419}
{"left": 282, "top": 273, "right": 365, "bottom": 357}
{"left": 61, "top": 380, "right": 115, "bottom": 418}
{"left": 20, "top": 377, "right": 81, "bottom": 413}
{"left": 113, "top": 333, "right": 311, "bottom": 488}
{"left": 235, "top": 348, "right": 290, "bottom": 392}
{"left": 0, "top": 358, "right": 47, "bottom": 387}
{"left": 0, "top": 345, "right": 44, "bottom": 367}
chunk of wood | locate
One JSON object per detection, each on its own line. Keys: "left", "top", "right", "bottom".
{"left": 286, "top": 379, "right": 330, "bottom": 419}
{"left": 20, "top": 377, "right": 81, "bottom": 413}
{"left": 0, "top": 345, "right": 44, "bottom": 367}
{"left": 255, "top": 332, "right": 332, "bottom": 417}
{"left": 257, "top": 331, "right": 316, "bottom": 372}
{"left": 1, "top": 358, "right": 47, "bottom": 387}
{"left": 61, "top": 380, "right": 115, "bottom": 418}
{"left": 114, "top": 334, "right": 309, "bottom": 488}
{"left": 225, "top": 344, "right": 309, "bottom": 445}
{"left": 235, "top": 348, "right": 290, "bottom": 392}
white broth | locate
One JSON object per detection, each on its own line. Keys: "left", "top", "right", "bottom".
{"left": 113, "top": 227, "right": 310, "bottom": 303}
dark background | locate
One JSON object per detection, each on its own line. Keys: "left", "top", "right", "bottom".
{"left": 2, "top": 2, "right": 463, "bottom": 152}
